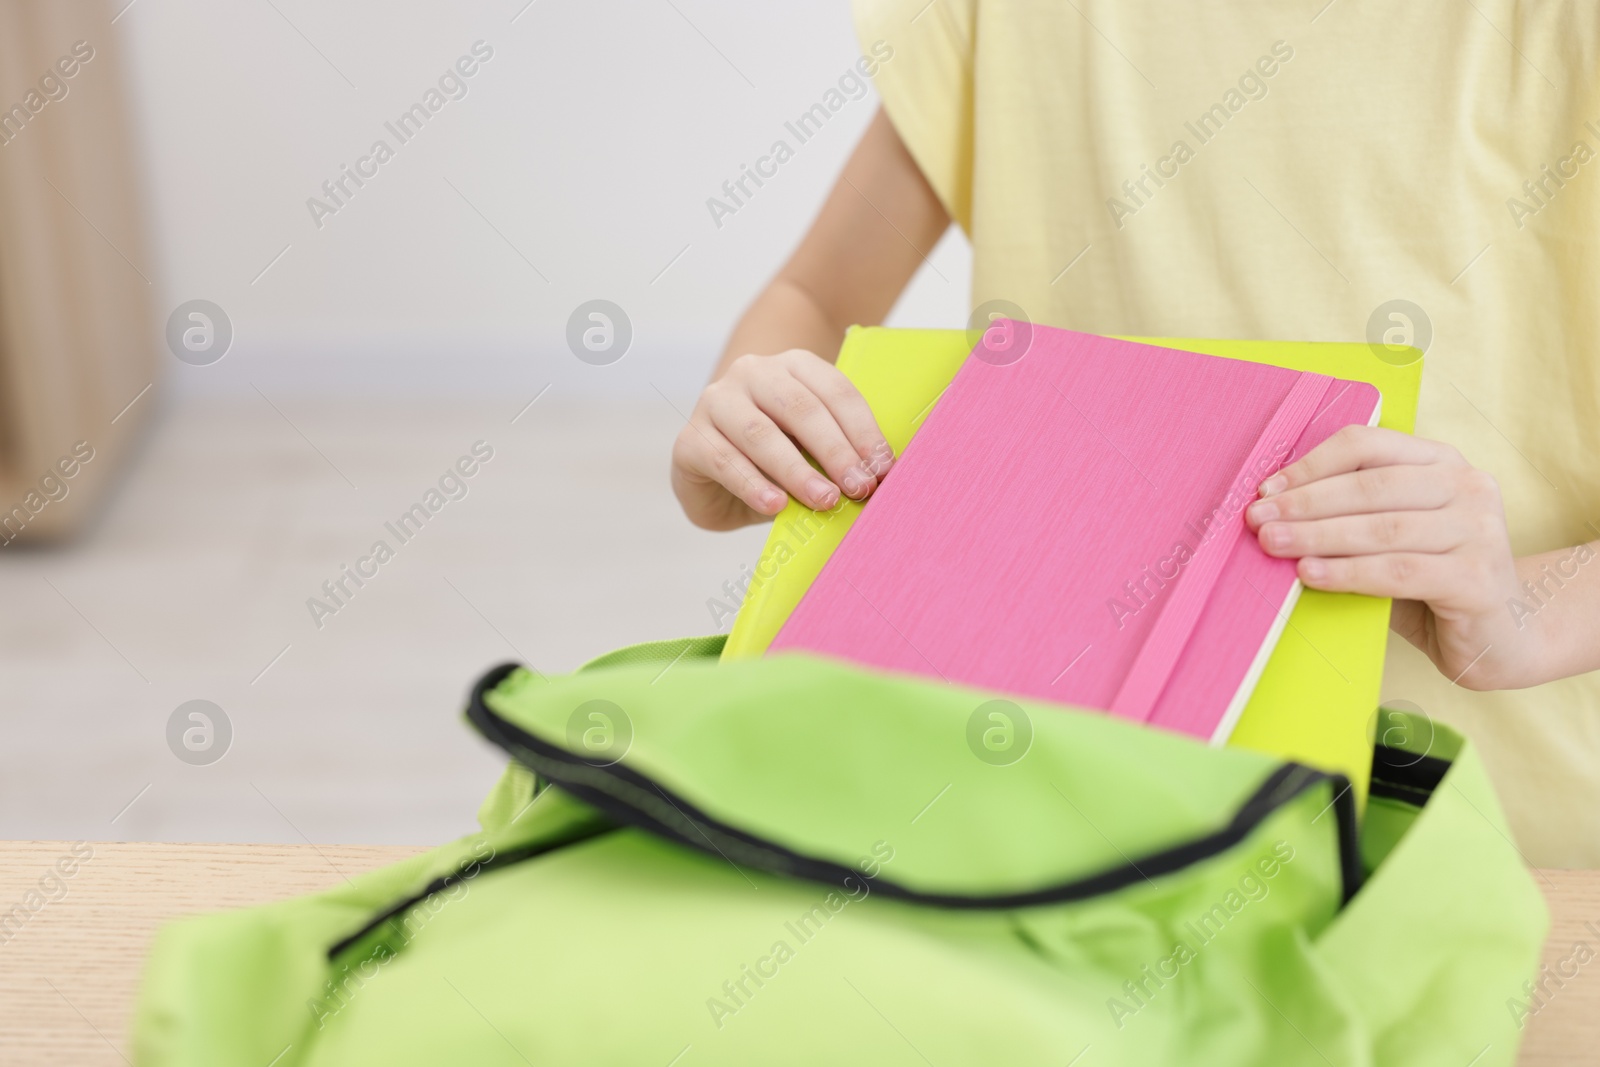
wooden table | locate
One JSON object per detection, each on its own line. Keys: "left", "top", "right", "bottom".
{"left": 1, "top": 841, "right": 1596, "bottom": 1064}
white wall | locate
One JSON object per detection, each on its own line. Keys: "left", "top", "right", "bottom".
{"left": 119, "top": 0, "right": 971, "bottom": 399}
{"left": 0, "top": 1, "right": 975, "bottom": 843}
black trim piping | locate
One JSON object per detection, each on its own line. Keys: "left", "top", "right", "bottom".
{"left": 465, "top": 663, "right": 1364, "bottom": 909}
{"left": 1331, "top": 773, "right": 1363, "bottom": 904}
{"left": 327, "top": 827, "right": 612, "bottom": 961}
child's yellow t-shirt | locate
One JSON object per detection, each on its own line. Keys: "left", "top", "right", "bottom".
{"left": 854, "top": 0, "right": 1600, "bottom": 866}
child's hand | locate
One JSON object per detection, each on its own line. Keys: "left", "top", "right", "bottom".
{"left": 671, "top": 349, "right": 894, "bottom": 531}
{"left": 1245, "top": 424, "right": 1530, "bottom": 690}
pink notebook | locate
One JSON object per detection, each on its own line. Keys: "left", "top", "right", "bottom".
{"left": 769, "top": 327, "right": 1381, "bottom": 742}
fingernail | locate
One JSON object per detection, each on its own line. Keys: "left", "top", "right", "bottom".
{"left": 1248, "top": 500, "right": 1278, "bottom": 524}
{"left": 761, "top": 488, "right": 786, "bottom": 512}
{"left": 864, "top": 441, "right": 894, "bottom": 477}
{"left": 1259, "top": 475, "right": 1287, "bottom": 497}
{"left": 807, "top": 477, "right": 839, "bottom": 509}
{"left": 1265, "top": 524, "right": 1291, "bottom": 550}
{"left": 1301, "top": 558, "right": 1326, "bottom": 581}
{"left": 840, "top": 466, "right": 874, "bottom": 499}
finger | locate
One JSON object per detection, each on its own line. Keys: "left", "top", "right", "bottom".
{"left": 786, "top": 354, "right": 895, "bottom": 480}
{"left": 707, "top": 397, "right": 842, "bottom": 511}
{"left": 1258, "top": 509, "right": 1470, "bottom": 559}
{"left": 673, "top": 421, "right": 787, "bottom": 518}
{"left": 748, "top": 371, "right": 878, "bottom": 500}
{"left": 1247, "top": 464, "right": 1455, "bottom": 527}
{"left": 671, "top": 471, "right": 769, "bottom": 531}
{"left": 1262, "top": 425, "right": 1453, "bottom": 496}
{"left": 1296, "top": 552, "right": 1460, "bottom": 601}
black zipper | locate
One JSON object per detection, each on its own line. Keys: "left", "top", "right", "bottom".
{"left": 329, "top": 663, "right": 1365, "bottom": 960}
{"left": 464, "top": 662, "right": 1364, "bottom": 910}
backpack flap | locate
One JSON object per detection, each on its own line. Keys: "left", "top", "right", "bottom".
{"left": 470, "top": 650, "right": 1361, "bottom": 916}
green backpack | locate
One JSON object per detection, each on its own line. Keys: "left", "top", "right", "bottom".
{"left": 134, "top": 636, "right": 1546, "bottom": 1066}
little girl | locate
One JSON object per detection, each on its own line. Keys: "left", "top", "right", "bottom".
{"left": 670, "top": 1, "right": 1600, "bottom": 868}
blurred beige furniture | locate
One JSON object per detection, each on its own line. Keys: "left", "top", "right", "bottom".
{"left": 0, "top": 840, "right": 1594, "bottom": 1065}
{"left": 0, "top": 1, "right": 158, "bottom": 543}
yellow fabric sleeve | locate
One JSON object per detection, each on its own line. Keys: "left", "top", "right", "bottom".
{"left": 851, "top": 0, "right": 975, "bottom": 231}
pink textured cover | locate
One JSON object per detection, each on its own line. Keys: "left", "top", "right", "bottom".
{"left": 769, "top": 327, "right": 1380, "bottom": 741}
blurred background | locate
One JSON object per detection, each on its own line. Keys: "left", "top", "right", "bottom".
{"left": 0, "top": 0, "right": 969, "bottom": 843}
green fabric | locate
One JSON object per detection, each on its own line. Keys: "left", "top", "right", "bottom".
{"left": 134, "top": 639, "right": 1546, "bottom": 1067}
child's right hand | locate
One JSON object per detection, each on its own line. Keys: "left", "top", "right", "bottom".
{"left": 670, "top": 348, "right": 894, "bottom": 531}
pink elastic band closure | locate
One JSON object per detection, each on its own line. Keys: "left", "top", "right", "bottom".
{"left": 1108, "top": 371, "right": 1333, "bottom": 721}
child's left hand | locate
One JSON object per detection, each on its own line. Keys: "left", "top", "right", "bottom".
{"left": 1244, "top": 424, "right": 1530, "bottom": 690}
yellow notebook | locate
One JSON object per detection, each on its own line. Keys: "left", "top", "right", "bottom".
{"left": 724, "top": 327, "right": 1422, "bottom": 802}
